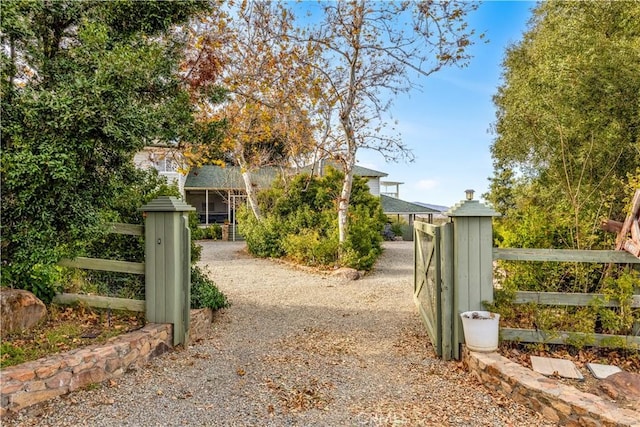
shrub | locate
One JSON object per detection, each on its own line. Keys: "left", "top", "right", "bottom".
{"left": 282, "top": 228, "right": 339, "bottom": 266}
{"left": 190, "top": 265, "right": 229, "bottom": 310}
{"left": 238, "top": 210, "right": 286, "bottom": 258}
{"left": 81, "top": 170, "right": 183, "bottom": 299}
{"left": 390, "top": 220, "right": 404, "bottom": 237}
{"left": 239, "top": 167, "right": 385, "bottom": 270}
{"left": 205, "top": 224, "right": 222, "bottom": 240}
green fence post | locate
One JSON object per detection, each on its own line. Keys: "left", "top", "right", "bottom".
{"left": 140, "top": 196, "right": 195, "bottom": 346}
{"left": 445, "top": 190, "right": 500, "bottom": 359}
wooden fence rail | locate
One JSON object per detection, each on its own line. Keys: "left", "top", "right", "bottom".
{"left": 58, "top": 257, "right": 144, "bottom": 275}
{"left": 494, "top": 248, "right": 640, "bottom": 263}
{"left": 55, "top": 222, "right": 144, "bottom": 311}
{"left": 493, "top": 247, "right": 640, "bottom": 349}
{"left": 52, "top": 293, "right": 145, "bottom": 312}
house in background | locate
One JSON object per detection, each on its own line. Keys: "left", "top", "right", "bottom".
{"left": 133, "top": 145, "right": 187, "bottom": 195}
{"left": 300, "top": 161, "right": 388, "bottom": 196}
{"left": 183, "top": 165, "right": 279, "bottom": 225}
{"left": 135, "top": 150, "right": 441, "bottom": 239}
{"left": 297, "top": 161, "right": 441, "bottom": 240}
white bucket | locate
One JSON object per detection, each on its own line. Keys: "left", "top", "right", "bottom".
{"left": 460, "top": 311, "right": 500, "bottom": 352}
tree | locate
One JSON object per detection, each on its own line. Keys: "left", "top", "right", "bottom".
{"left": 184, "top": 1, "right": 319, "bottom": 219}
{"left": 489, "top": 1, "right": 640, "bottom": 250}
{"left": 1, "top": 0, "right": 208, "bottom": 300}
{"left": 298, "top": 1, "right": 481, "bottom": 243}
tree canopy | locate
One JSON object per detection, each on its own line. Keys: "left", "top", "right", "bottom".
{"left": 296, "top": 1, "right": 481, "bottom": 243}
{"left": 184, "top": 0, "right": 482, "bottom": 245}
{"left": 488, "top": 0, "right": 640, "bottom": 250}
{"left": 1, "top": 0, "right": 207, "bottom": 299}
{"left": 183, "top": 1, "right": 320, "bottom": 219}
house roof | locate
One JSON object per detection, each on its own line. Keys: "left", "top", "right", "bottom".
{"left": 411, "top": 201, "right": 450, "bottom": 213}
{"left": 380, "top": 195, "right": 441, "bottom": 215}
{"left": 184, "top": 165, "right": 279, "bottom": 190}
{"left": 301, "top": 161, "right": 388, "bottom": 178}
{"left": 186, "top": 162, "right": 390, "bottom": 190}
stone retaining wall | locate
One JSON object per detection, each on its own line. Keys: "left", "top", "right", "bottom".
{"left": 1, "top": 308, "right": 215, "bottom": 416}
{"left": 463, "top": 347, "right": 640, "bottom": 426}
{"left": 189, "top": 308, "right": 214, "bottom": 343}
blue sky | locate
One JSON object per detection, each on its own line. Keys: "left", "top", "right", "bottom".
{"left": 354, "top": 1, "right": 536, "bottom": 208}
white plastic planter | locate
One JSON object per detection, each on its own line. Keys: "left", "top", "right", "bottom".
{"left": 460, "top": 311, "right": 500, "bottom": 352}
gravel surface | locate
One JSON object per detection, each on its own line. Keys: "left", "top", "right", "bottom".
{"left": 5, "top": 241, "right": 554, "bottom": 427}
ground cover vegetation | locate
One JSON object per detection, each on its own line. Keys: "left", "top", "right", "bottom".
{"left": 238, "top": 167, "right": 387, "bottom": 271}
{"left": 0, "top": 304, "right": 145, "bottom": 368}
{"left": 485, "top": 1, "right": 640, "bottom": 345}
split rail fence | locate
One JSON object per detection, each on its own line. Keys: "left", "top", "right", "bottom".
{"left": 52, "top": 196, "right": 195, "bottom": 345}
{"left": 414, "top": 192, "right": 640, "bottom": 360}
{"left": 55, "top": 222, "right": 146, "bottom": 312}
{"left": 494, "top": 248, "right": 640, "bottom": 348}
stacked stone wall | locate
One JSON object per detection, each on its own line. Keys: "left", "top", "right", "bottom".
{"left": 463, "top": 347, "right": 640, "bottom": 426}
{"left": 189, "top": 308, "right": 214, "bottom": 343}
{"left": 1, "top": 324, "right": 172, "bottom": 415}
{"left": 1, "top": 307, "right": 217, "bottom": 416}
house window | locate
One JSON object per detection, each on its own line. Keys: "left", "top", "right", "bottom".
{"left": 165, "top": 157, "right": 178, "bottom": 172}
{"left": 153, "top": 157, "right": 178, "bottom": 173}
{"left": 201, "top": 201, "right": 215, "bottom": 212}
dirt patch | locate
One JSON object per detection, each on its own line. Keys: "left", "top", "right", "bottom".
{"left": 1, "top": 304, "right": 144, "bottom": 368}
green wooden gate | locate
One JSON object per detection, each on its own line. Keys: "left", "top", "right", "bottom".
{"left": 414, "top": 221, "right": 454, "bottom": 360}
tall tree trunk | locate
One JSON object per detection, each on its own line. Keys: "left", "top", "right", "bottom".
{"left": 241, "top": 169, "right": 261, "bottom": 220}
{"left": 338, "top": 163, "right": 354, "bottom": 243}
{"left": 238, "top": 153, "right": 262, "bottom": 220}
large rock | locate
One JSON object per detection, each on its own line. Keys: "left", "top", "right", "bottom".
{"left": 331, "top": 267, "right": 361, "bottom": 280}
{"left": 600, "top": 371, "right": 640, "bottom": 404}
{"left": 0, "top": 288, "right": 47, "bottom": 334}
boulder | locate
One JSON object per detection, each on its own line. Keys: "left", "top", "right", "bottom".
{"left": 331, "top": 267, "right": 361, "bottom": 280}
{"left": 0, "top": 288, "right": 47, "bottom": 334}
{"left": 600, "top": 371, "right": 640, "bottom": 404}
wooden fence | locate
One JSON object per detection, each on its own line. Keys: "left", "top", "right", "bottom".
{"left": 54, "top": 222, "right": 146, "bottom": 312}
{"left": 494, "top": 247, "right": 640, "bottom": 348}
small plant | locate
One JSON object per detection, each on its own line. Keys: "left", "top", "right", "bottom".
{"left": 0, "top": 342, "right": 28, "bottom": 367}
{"left": 190, "top": 265, "right": 229, "bottom": 310}
{"left": 598, "top": 269, "right": 639, "bottom": 335}
{"left": 204, "top": 224, "right": 222, "bottom": 240}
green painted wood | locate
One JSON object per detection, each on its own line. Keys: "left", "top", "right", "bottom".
{"left": 108, "top": 222, "right": 144, "bottom": 236}
{"left": 53, "top": 293, "right": 145, "bottom": 312}
{"left": 413, "top": 225, "right": 443, "bottom": 357}
{"left": 501, "top": 327, "right": 640, "bottom": 349}
{"left": 143, "top": 205, "right": 192, "bottom": 346}
{"left": 453, "top": 217, "right": 495, "bottom": 314}
{"left": 145, "top": 213, "right": 156, "bottom": 320}
{"left": 139, "top": 195, "right": 196, "bottom": 212}
{"left": 58, "top": 257, "right": 144, "bottom": 274}
{"left": 440, "top": 222, "right": 454, "bottom": 360}
{"left": 514, "top": 291, "right": 640, "bottom": 308}
{"left": 446, "top": 200, "right": 500, "bottom": 217}
{"left": 181, "top": 213, "right": 191, "bottom": 342}
{"left": 414, "top": 221, "right": 439, "bottom": 234}
{"left": 449, "top": 200, "right": 499, "bottom": 360}
{"left": 493, "top": 248, "right": 640, "bottom": 263}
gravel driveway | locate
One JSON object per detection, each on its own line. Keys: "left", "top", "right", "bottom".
{"left": 7, "top": 241, "right": 553, "bottom": 426}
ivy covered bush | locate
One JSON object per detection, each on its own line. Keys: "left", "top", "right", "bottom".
{"left": 238, "top": 167, "right": 386, "bottom": 271}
